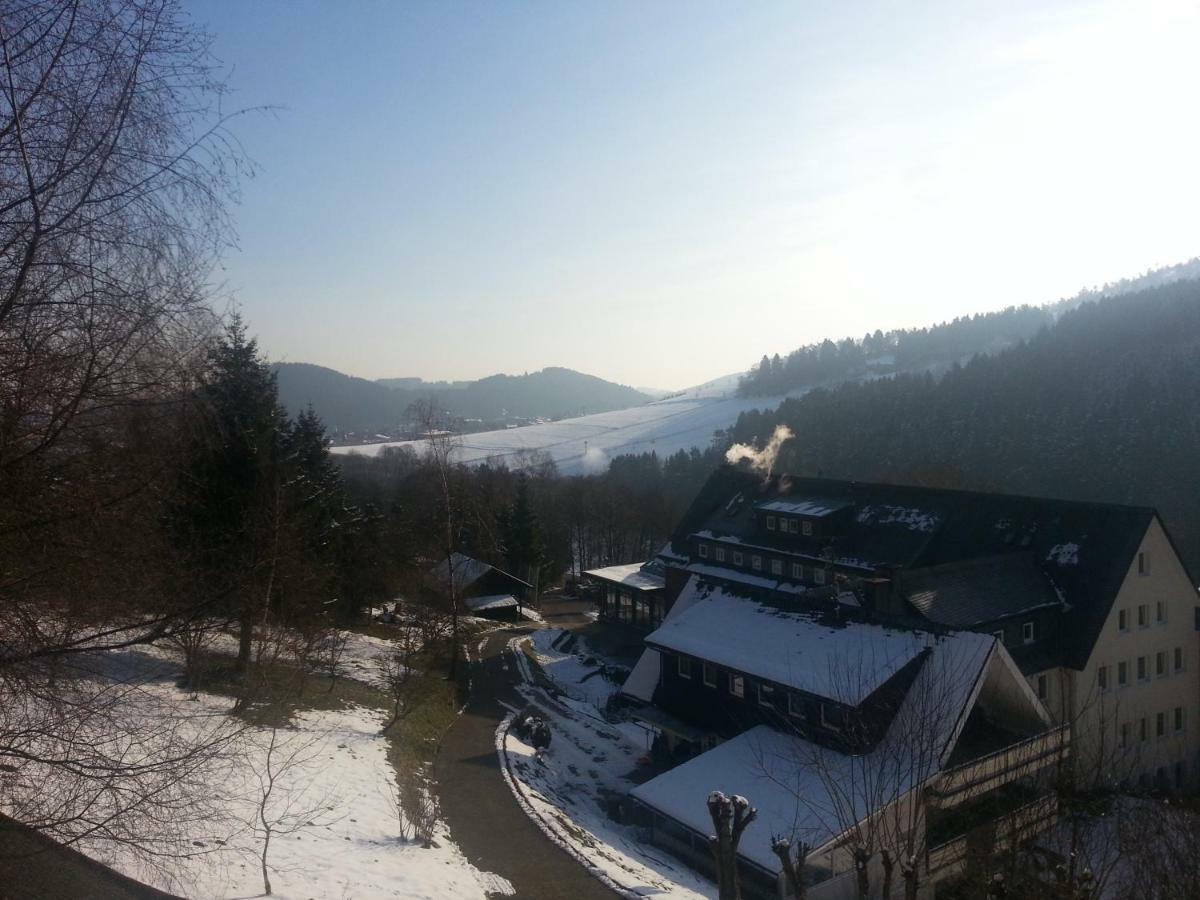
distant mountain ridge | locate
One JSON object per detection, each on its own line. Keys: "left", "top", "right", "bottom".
{"left": 274, "top": 363, "right": 650, "bottom": 437}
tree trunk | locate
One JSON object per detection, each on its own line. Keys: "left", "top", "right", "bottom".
{"left": 237, "top": 613, "right": 254, "bottom": 674}
{"left": 260, "top": 828, "right": 272, "bottom": 895}
{"left": 707, "top": 792, "right": 757, "bottom": 900}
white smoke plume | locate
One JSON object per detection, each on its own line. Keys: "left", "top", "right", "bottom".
{"left": 725, "top": 425, "right": 794, "bottom": 475}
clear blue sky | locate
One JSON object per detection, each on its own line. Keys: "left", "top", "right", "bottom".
{"left": 186, "top": 0, "right": 1200, "bottom": 391}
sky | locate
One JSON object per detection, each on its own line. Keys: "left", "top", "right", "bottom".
{"left": 186, "top": 0, "right": 1200, "bottom": 392}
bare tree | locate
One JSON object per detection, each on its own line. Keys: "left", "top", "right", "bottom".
{"left": 410, "top": 398, "right": 466, "bottom": 679}
{"left": 0, "top": 0, "right": 253, "bottom": 862}
{"left": 377, "top": 626, "right": 424, "bottom": 735}
{"left": 248, "top": 724, "right": 333, "bottom": 896}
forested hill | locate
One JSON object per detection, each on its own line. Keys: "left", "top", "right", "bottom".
{"left": 729, "top": 277, "right": 1200, "bottom": 574}
{"left": 274, "top": 363, "right": 650, "bottom": 437}
{"left": 739, "top": 257, "right": 1200, "bottom": 397}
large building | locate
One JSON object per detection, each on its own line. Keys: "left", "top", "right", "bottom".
{"left": 618, "top": 466, "right": 1199, "bottom": 897}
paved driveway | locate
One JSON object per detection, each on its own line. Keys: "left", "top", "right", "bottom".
{"left": 434, "top": 609, "right": 619, "bottom": 900}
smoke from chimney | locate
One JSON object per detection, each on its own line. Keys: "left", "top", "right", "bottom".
{"left": 724, "top": 425, "right": 794, "bottom": 475}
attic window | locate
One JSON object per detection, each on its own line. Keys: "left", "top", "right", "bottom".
{"left": 802, "top": 521, "right": 814, "bottom": 536}
{"left": 770, "top": 559, "right": 783, "bottom": 576}
{"left": 698, "top": 544, "right": 709, "bottom": 559}
{"left": 788, "top": 519, "right": 800, "bottom": 534}
{"left": 766, "top": 516, "right": 776, "bottom": 531}
{"left": 733, "top": 551, "right": 744, "bottom": 566}
{"left": 714, "top": 547, "right": 727, "bottom": 563}
{"left": 729, "top": 674, "right": 745, "bottom": 698}
{"left": 791, "top": 562, "right": 803, "bottom": 580}
{"left": 758, "top": 683, "right": 775, "bottom": 708}
{"left": 820, "top": 703, "right": 843, "bottom": 731}
{"left": 703, "top": 662, "right": 717, "bottom": 688}
{"left": 992, "top": 629, "right": 1005, "bottom": 645}
{"left": 751, "top": 555, "right": 762, "bottom": 571}
{"left": 1138, "top": 552, "right": 1150, "bottom": 576}
{"left": 1037, "top": 674, "right": 1047, "bottom": 700}
{"left": 1022, "top": 621, "right": 1035, "bottom": 644}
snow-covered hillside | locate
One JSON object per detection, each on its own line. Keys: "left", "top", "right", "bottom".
{"left": 331, "top": 374, "right": 798, "bottom": 475}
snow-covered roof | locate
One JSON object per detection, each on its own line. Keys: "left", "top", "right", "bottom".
{"left": 464, "top": 594, "right": 518, "bottom": 612}
{"left": 632, "top": 625, "right": 1000, "bottom": 874}
{"left": 645, "top": 578, "right": 933, "bottom": 704}
{"left": 583, "top": 563, "right": 665, "bottom": 592}
{"left": 681, "top": 561, "right": 810, "bottom": 596}
{"left": 755, "top": 498, "right": 851, "bottom": 517}
{"left": 427, "top": 552, "right": 532, "bottom": 594}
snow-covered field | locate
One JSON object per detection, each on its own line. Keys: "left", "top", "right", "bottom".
{"left": 8, "top": 638, "right": 512, "bottom": 900}
{"left": 500, "top": 634, "right": 718, "bottom": 899}
{"left": 331, "top": 378, "right": 803, "bottom": 475}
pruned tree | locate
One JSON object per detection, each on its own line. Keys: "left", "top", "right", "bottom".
{"left": 772, "top": 835, "right": 810, "bottom": 899}
{"left": 707, "top": 790, "right": 757, "bottom": 900}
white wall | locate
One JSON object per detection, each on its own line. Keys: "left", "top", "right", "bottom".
{"left": 1030, "top": 517, "right": 1200, "bottom": 788}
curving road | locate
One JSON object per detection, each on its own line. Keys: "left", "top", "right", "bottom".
{"left": 434, "top": 603, "right": 617, "bottom": 900}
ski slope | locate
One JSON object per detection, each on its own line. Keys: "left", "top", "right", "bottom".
{"left": 330, "top": 372, "right": 799, "bottom": 475}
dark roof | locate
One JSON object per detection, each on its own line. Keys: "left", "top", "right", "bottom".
{"left": 903, "top": 554, "right": 1060, "bottom": 628}
{"left": 670, "top": 466, "right": 1163, "bottom": 670}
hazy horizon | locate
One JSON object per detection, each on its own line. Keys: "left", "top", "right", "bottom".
{"left": 189, "top": 0, "right": 1200, "bottom": 391}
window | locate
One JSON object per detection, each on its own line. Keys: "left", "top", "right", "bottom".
{"left": 758, "top": 683, "right": 775, "bottom": 708}
{"left": 1118, "top": 661, "right": 1128, "bottom": 686}
{"left": 993, "top": 629, "right": 1005, "bottom": 645}
{"left": 1157, "top": 712, "right": 1166, "bottom": 738}
{"left": 1119, "top": 608, "right": 1129, "bottom": 632}
{"left": 791, "top": 562, "right": 802, "bottom": 579}
{"left": 733, "top": 551, "right": 744, "bottom": 566}
{"left": 677, "top": 656, "right": 691, "bottom": 679}
{"left": 1140, "top": 717, "right": 1148, "bottom": 742}
{"left": 770, "top": 558, "right": 783, "bottom": 576}
{"left": 788, "top": 519, "right": 800, "bottom": 534}
{"left": 1156, "top": 600, "right": 1167, "bottom": 624}
{"left": 1138, "top": 604, "right": 1149, "bottom": 628}
{"left": 703, "top": 663, "right": 717, "bottom": 688}
{"left": 820, "top": 703, "right": 843, "bottom": 731}
{"left": 1137, "top": 656, "right": 1148, "bottom": 681}
{"left": 1022, "top": 621, "right": 1036, "bottom": 644}
{"left": 1176, "top": 762, "right": 1186, "bottom": 790}
{"left": 787, "top": 693, "right": 804, "bottom": 718}
{"left": 766, "top": 515, "right": 776, "bottom": 531}
{"left": 729, "top": 674, "right": 744, "bottom": 698}
{"left": 751, "top": 555, "right": 762, "bottom": 571}
{"left": 698, "top": 543, "right": 709, "bottom": 559}
{"left": 1097, "top": 666, "right": 1109, "bottom": 691}
{"left": 801, "top": 521, "right": 813, "bottom": 536}
{"left": 1138, "top": 551, "right": 1150, "bottom": 576}
{"left": 813, "top": 567, "right": 826, "bottom": 585}
{"left": 714, "top": 546, "right": 726, "bottom": 563}
{"left": 1157, "top": 651, "right": 1167, "bottom": 677}
{"left": 1120, "top": 723, "right": 1130, "bottom": 749}
{"left": 1175, "top": 706, "right": 1185, "bottom": 733}
{"left": 1176, "top": 647, "right": 1185, "bottom": 673}
{"left": 1037, "top": 674, "right": 1048, "bottom": 700}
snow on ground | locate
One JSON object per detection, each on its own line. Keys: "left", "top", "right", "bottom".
{"left": 527, "top": 629, "right": 626, "bottom": 709}
{"left": 14, "top": 640, "right": 511, "bottom": 899}
{"left": 331, "top": 387, "right": 802, "bottom": 475}
{"left": 500, "top": 634, "right": 717, "bottom": 899}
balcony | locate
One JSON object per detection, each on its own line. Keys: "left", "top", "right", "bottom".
{"left": 927, "top": 793, "right": 1059, "bottom": 875}
{"left": 925, "top": 724, "right": 1069, "bottom": 809}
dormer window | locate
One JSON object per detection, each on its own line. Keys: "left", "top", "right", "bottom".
{"left": 770, "top": 559, "right": 783, "bottom": 576}
{"left": 714, "top": 546, "right": 726, "bottom": 563}
{"left": 820, "top": 703, "right": 843, "bottom": 731}
{"left": 732, "top": 551, "right": 744, "bottom": 566}
{"left": 751, "top": 555, "right": 762, "bottom": 571}
{"left": 1022, "top": 621, "right": 1035, "bottom": 644}
{"left": 766, "top": 516, "right": 777, "bottom": 531}
{"left": 788, "top": 519, "right": 800, "bottom": 534}
{"left": 791, "top": 562, "right": 803, "bottom": 579}
{"left": 758, "top": 683, "right": 775, "bottom": 708}
{"left": 813, "top": 567, "right": 826, "bottom": 585}
{"left": 802, "top": 521, "right": 814, "bottom": 536}
{"left": 698, "top": 544, "right": 709, "bottom": 559}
